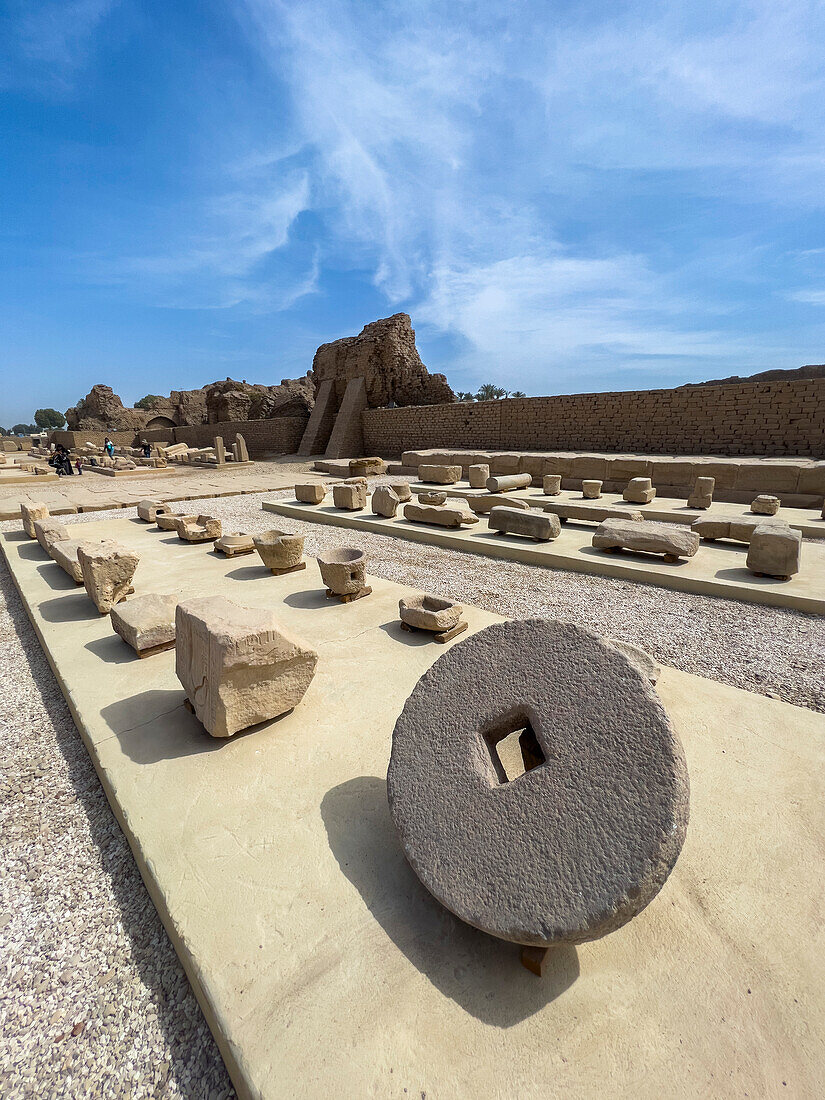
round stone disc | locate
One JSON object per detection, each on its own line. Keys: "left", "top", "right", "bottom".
{"left": 387, "top": 619, "right": 689, "bottom": 947}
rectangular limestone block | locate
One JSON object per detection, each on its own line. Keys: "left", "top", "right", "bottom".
{"left": 418, "top": 464, "right": 462, "bottom": 484}
{"left": 488, "top": 507, "right": 561, "bottom": 541}
{"left": 487, "top": 453, "right": 522, "bottom": 475}
{"left": 21, "top": 501, "right": 49, "bottom": 538}
{"left": 468, "top": 464, "right": 490, "bottom": 488}
{"left": 78, "top": 540, "right": 140, "bottom": 614}
{"left": 175, "top": 596, "right": 318, "bottom": 738}
{"left": 403, "top": 503, "right": 478, "bottom": 527}
{"left": 34, "top": 518, "right": 70, "bottom": 553}
{"left": 796, "top": 464, "right": 825, "bottom": 496}
{"left": 606, "top": 456, "right": 654, "bottom": 482}
{"left": 568, "top": 455, "right": 609, "bottom": 481}
{"left": 517, "top": 455, "right": 546, "bottom": 480}
{"left": 747, "top": 525, "right": 801, "bottom": 578}
{"left": 333, "top": 483, "right": 367, "bottom": 510}
{"left": 49, "top": 538, "right": 96, "bottom": 583}
{"left": 468, "top": 494, "right": 530, "bottom": 515}
{"left": 734, "top": 463, "right": 800, "bottom": 494}
{"left": 111, "top": 593, "right": 178, "bottom": 654}
{"left": 650, "top": 460, "right": 697, "bottom": 488}
{"left": 295, "top": 483, "right": 327, "bottom": 504}
{"left": 593, "top": 518, "right": 699, "bottom": 559}
{"left": 623, "top": 478, "right": 656, "bottom": 504}
{"left": 137, "top": 500, "right": 171, "bottom": 522}
{"left": 544, "top": 502, "right": 644, "bottom": 524}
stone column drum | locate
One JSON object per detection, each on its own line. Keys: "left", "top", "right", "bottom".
{"left": 469, "top": 464, "right": 490, "bottom": 489}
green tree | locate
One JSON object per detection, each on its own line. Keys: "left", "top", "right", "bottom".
{"left": 511, "top": 390, "right": 526, "bottom": 398}
{"left": 135, "top": 395, "right": 163, "bottom": 410}
{"left": 475, "top": 384, "right": 509, "bottom": 400}
{"left": 34, "top": 408, "right": 66, "bottom": 429}
{"left": 455, "top": 391, "right": 476, "bottom": 402}
{"left": 11, "top": 423, "right": 38, "bottom": 435}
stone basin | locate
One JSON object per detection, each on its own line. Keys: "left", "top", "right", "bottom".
{"left": 253, "top": 529, "right": 305, "bottom": 572}
{"left": 317, "top": 547, "right": 367, "bottom": 595}
{"left": 399, "top": 594, "right": 463, "bottom": 633}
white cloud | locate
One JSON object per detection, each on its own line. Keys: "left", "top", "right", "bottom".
{"left": 786, "top": 289, "right": 825, "bottom": 305}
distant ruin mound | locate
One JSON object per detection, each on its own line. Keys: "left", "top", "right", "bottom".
{"left": 684, "top": 364, "right": 825, "bottom": 387}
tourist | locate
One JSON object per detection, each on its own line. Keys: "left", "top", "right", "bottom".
{"left": 104, "top": 436, "right": 114, "bottom": 458}
{"left": 75, "top": 456, "right": 83, "bottom": 475}
{"left": 141, "top": 439, "right": 151, "bottom": 457}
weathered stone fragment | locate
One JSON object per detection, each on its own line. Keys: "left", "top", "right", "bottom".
{"left": 21, "top": 502, "right": 49, "bottom": 538}
{"left": 417, "top": 491, "right": 446, "bottom": 506}
{"left": 349, "top": 456, "right": 386, "bottom": 477}
{"left": 593, "top": 518, "right": 699, "bottom": 561}
{"left": 111, "top": 593, "right": 177, "bottom": 654}
{"left": 295, "top": 483, "right": 327, "bottom": 504}
{"left": 49, "top": 538, "right": 97, "bottom": 583}
{"left": 609, "top": 640, "right": 662, "bottom": 685}
{"left": 623, "top": 477, "right": 657, "bottom": 504}
{"left": 214, "top": 532, "right": 256, "bottom": 556}
{"left": 469, "top": 463, "right": 490, "bottom": 488}
{"left": 399, "top": 594, "right": 463, "bottom": 632}
{"left": 468, "top": 494, "right": 530, "bottom": 515}
{"left": 687, "top": 476, "right": 715, "bottom": 510}
{"left": 692, "top": 514, "right": 787, "bottom": 543}
{"left": 34, "top": 518, "right": 70, "bottom": 554}
{"left": 488, "top": 507, "right": 561, "bottom": 541}
{"left": 333, "top": 482, "right": 367, "bottom": 510}
{"left": 544, "top": 502, "right": 644, "bottom": 524}
{"left": 388, "top": 481, "right": 412, "bottom": 501}
{"left": 746, "top": 525, "right": 801, "bottom": 579}
{"left": 176, "top": 596, "right": 318, "bottom": 738}
{"left": 582, "top": 480, "right": 602, "bottom": 499}
{"left": 418, "top": 464, "right": 462, "bottom": 484}
{"left": 235, "top": 434, "right": 250, "bottom": 462}
{"left": 371, "top": 484, "right": 400, "bottom": 517}
{"left": 253, "top": 530, "right": 305, "bottom": 572}
{"left": 137, "top": 500, "right": 171, "bottom": 523}
{"left": 317, "top": 547, "right": 367, "bottom": 595}
{"left": 542, "top": 474, "right": 562, "bottom": 495}
{"left": 156, "top": 511, "right": 185, "bottom": 531}
{"left": 78, "top": 540, "right": 139, "bottom": 613}
{"left": 486, "top": 473, "right": 532, "bottom": 493}
{"left": 751, "top": 494, "right": 780, "bottom": 516}
{"left": 387, "top": 619, "right": 690, "bottom": 946}
{"left": 177, "top": 515, "right": 222, "bottom": 542}
{"left": 404, "top": 503, "right": 478, "bottom": 527}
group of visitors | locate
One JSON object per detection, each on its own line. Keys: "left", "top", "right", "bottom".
{"left": 47, "top": 435, "right": 118, "bottom": 476}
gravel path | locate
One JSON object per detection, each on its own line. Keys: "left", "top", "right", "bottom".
{"left": 1, "top": 489, "right": 823, "bottom": 1097}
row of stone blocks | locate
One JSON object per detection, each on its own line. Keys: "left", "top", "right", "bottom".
{"left": 404, "top": 449, "right": 825, "bottom": 503}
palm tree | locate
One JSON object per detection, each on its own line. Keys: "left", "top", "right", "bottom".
{"left": 455, "top": 391, "right": 476, "bottom": 402}
{"left": 511, "top": 390, "right": 526, "bottom": 398}
{"left": 475, "top": 383, "right": 501, "bottom": 401}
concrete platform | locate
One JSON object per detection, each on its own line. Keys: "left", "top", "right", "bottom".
{"left": 2, "top": 518, "right": 824, "bottom": 1097}
{"left": 409, "top": 482, "right": 825, "bottom": 540}
{"left": 264, "top": 498, "right": 825, "bottom": 615}
{"left": 2, "top": 518, "right": 824, "bottom": 1098}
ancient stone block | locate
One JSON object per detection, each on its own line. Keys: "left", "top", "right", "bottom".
{"left": 34, "top": 518, "right": 70, "bottom": 554}
{"left": 593, "top": 518, "right": 699, "bottom": 561}
{"left": 746, "top": 525, "right": 801, "bottom": 579}
{"left": 687, "top": 476, "right": 715, "bottom": 510}
{"left": 623, "top": 477, "right": 657, "bottom": 504}
{"left": 78, "top": 540, "right": 139, "bottom": 613}
{"left": 214, "top": 436, "right": 225, "bottom": 464}
{"left": 418, "top": 464, "right": 462, "bottom": 484}
{"left": 387, "top": 619, "right": 690, "bottom": 946}
{"left": 317, "top": 547, "right": 367, "bottom": 595}
{"left": 295, "top": 483, "right": 327, "bottom": 504}
{"left": 488, "top": 507, "right": 561, "bottom": 541}
{"left": 371, "top": 484, "right": 400, "bottom": 517}
{"left": 137, "top": 500, "right": 171, "bottom": 523}
{"left": 469, "top": 463, "right": 490, "bottom": 488}
{"left": 388, "top": 481, "right": 412, "bottom": 501}
{"left": 253, "top": 530, "right": 305, "bottom": 573}
{"left": 177, "top": 515, "right": 222, "bottom": 542}
{"left": 235, "top": 434, "right": 250, "bottom": 462}
{"left": 156, "top": 511, "right": 185, "bottom": 531}
{"left": 751, "top": 494, "right": 780, "bottom": 515}
{"left": 349, "top": 456, "right": 386, "bottom": 477}
{"left": 468, "top": 494, "right": 530, "bottom": 515}
{"left": 544, "top": 502, "right": 644, "bottom": 524}
{"left": 21, "top": 502, "right": 49, "bottom": 538}
{"left": 175, "top": 596, "right": 318, "bottom": 738}
{"left": 417, "top": 491, "right": 447, "bottom": 506}
{"left": 332, "top": 482, "right": 367, "bottom": 510}
{"left": 111, "top": 593, "right": 177, "bottom": 655}
{"left": 485, "top": 473, "right": 532, "bottom": 493}
{"left": 582, "top": 480, "right": 602, "bottom": 499}
{"left": 403, "top": 503, "right": 478, "bottom": 527}
{"left": 214, "top": 533, "right": 256, "bottom": 557}
{"left": 399, "top": 594, "right": 463, "bottom": 633}
{"left": 542, "top": 475, "right": 562, "bottom": 495}
{"left": 49, "top": 538, "right": 93, "bottom": 583}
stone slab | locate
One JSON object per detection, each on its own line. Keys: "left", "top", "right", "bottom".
{"left": 264, "top": 499, "right": 825, "bottom": 615}
{"left": 2, "top": 518, "right": 824, "bottom": 1099}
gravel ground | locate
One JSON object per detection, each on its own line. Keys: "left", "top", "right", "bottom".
{"left": 1, "top": 488, "right": 823, "bottom": 1097}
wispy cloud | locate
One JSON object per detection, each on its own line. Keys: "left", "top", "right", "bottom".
{"left": 1, "top": 0, "right": 120, "bottom": 91}
{"left": 786, "top": 289, "right": 825, "bottom": 305}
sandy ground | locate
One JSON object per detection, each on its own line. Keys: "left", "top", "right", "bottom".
{"left": 1, "top": 486, "right": 823, "bottom": 1098}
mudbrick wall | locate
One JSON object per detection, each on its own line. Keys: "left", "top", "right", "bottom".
{"left": 362, "top": 379, "right": 825, "bottom": 458}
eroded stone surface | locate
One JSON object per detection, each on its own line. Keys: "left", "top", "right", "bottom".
{"left": 692, "top": 515, "right": 786, "bottom": 543}
{"left": 214, "top": 532, "right": 255, "bottom": 555}
{"left": 387, "top": 619, "right": 690, "bottom": 946}
{"left": 156, "top": 512, "right": 185, "bottom": 531}
{"left": 544, "top": 502, "right": 644, "bottom": 524}
{"left": 111, "top": 593, "right": 177, "bottom": 653}
{"left": 254, "top": 530, "right": 305, "bottom": 571}
{"left": 751, "top": 494, "right": 781, "bottom": 515}
{"left": 747, "top": 524, "right": 801, "bottom": 578}
{"left": 177, "top": 515, "right": 222, "bottom": 542}
{"left": 78, "top": 540, "right": 139, "bottom": 613}
{"left": 486, "top": 473, "right": 532, "bottom": 493}
{"left": 582, "top": 480, "right": 602, "bottom": 499}
{"left": 34, "top": 518, "right": 69, "bottom": 554}
{"left": 623, "top": 477, "right": 657, "bottom": 504}
{"left": 21, "top": 502, "right": 49, "bottom": 538}
{"left": 349, "top": 457, "right": 386, "bottom": 477}
{"left": 371, "top": 484, "right": 400, "bottom": 517}
{"left": 687, "top": 476, "right": 715, "bottom": 510}
{"left": 543, "top": 474, "right": 562, "bottom": 495}
{"left": 49, "top": 538, "right": 96, "bottom": 583}
{"left": 418, "top": 464, "right": 462, "bottom": 484}
{"left": 468, "top": 494, "right": 530, "bottom": 515}
{"left": 404, "top": 503, "right": 478, "bottom": 528}
{"left": 399, "top": 594, "right": 463, "bottom": 632}
{"left": 469, "top": 464, "right": 490, "bottom": 488}
{"left": 137, "top": 500, "right": 172, "bottom": 522}
{"left": 317, "top": 547, "right": 367, "bottom": 594}
{"left": 333, "top": 483, "right": 367, "bottom": 510}
{"left": 488, "top": 507, "right": 561, "bottom": 541}
{"left": 295, "top": 483, "right": 327, "bottom": 504}
{"left": 175, "top": 596, "right": 318, "bottom": 738}
{"left": 417, "top": 491, "right": 446, "bottom": 506}
{"left": 593, "top": 518, "right": 699, "bottom": 559}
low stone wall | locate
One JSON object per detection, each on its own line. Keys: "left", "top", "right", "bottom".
{"left": 1, "top": 436, "right": 34, "bottom": 452}
{"left": 172, "top": 417, "right": 307, "bottom": 458}
{"left": 363, "top": 378, "right": 825, "bottom": 458}
{"left": 50, "top": 429, "right": 154, "bottom": 449}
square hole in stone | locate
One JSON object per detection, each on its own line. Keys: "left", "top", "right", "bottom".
{"left": 483, "top": 716, "right": 546, "bottom": 785}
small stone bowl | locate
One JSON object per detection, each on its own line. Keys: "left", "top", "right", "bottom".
{"left": 254, "top": 529, "right": 305, "bottom": 572}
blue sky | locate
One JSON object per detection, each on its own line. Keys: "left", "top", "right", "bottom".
{"left": 2, "top": 0, "right": 824, "bottom": 424}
